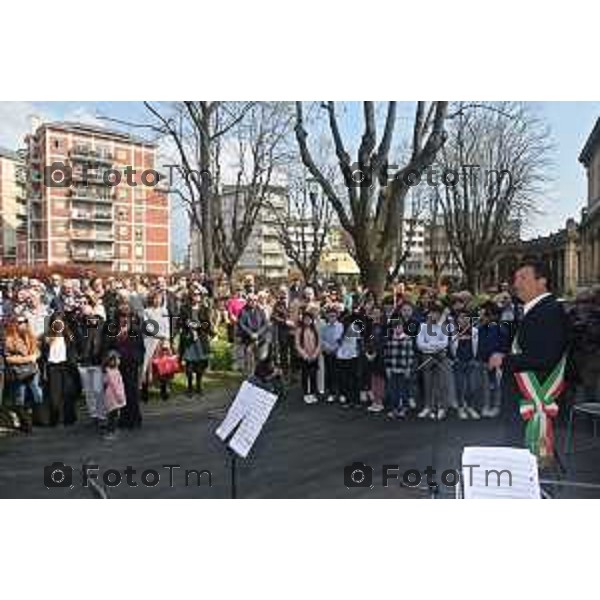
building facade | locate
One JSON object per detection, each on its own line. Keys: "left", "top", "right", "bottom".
{"left": 0, "top": 147, "right": 27, "bottom": 264}
{"left": 189, "top": 185, "right": 288, "bottom": 280}
{"left": 579, "top": 117, "right": 600, "bottom": 287}
{"left": 25, "top": 122, "right": 170, "bottom": 274}
{"left": 398, "top": 218, "right": 461, "bottom": 280}
{"left": 488, "top": 218, "right": 580, "bottom": 295}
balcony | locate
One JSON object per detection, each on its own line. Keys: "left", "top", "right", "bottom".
{"left": 71, "top": 209, "right": 113, "bottom": 222}
{"left": 71, "top": 228, "right": 114, "bottom": 242}
{"left": 70, "top": 247, "right": 114, "bottom": 262}
{"left": 71, "top": 169, "right": 111, "bottom": 184}
{"left": 261, "top": 242, "right": 283, "bottom": 254}
{"left": 70, "top": 147, "right": 114, "bottom": 166}
{"left": 69, "top": 188, "right": 113, "bottom": 204}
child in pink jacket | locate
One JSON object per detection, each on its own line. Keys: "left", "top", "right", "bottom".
{"left": 103, "top": 351, "right": 126, "bottom": 439}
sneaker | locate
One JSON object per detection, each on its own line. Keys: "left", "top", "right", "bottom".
{"left": 457, "top": 408, "right": 469, "bottom": 420}
{"left": 395, "top": 408, "right": 407, "bottom": 420}
{"left": 437, "top": 408, "right": 447, "bottom": 420}
{"left": 466, "top": 407, "right": 480, "bottom": 420}
{"left": 418, "top": 407, "right": 431, "bottom": 419}
{"left": 386, "top": 410, "right": 396, "bottom": 419}
{"left": 303, "top": 395, "right": 312, "bottom": 404}
{"left": 339, "top": 396, "right": 347, "bottom": 404}
{"left": 360, "top": 391, "right": 368, "bottom": 403}
{"left": 367, "top": 404, "right": 385, "bottom": 413}
{"left": 481, "top": 407, "right": 491, "bottom": 418}
{"left": 408, "top": 397, "right": 417, "bottom": 410}
{"left": 488, "top": 407, "right": 501, "bottom": 418}
{"left": 326, "top": 395, "right": 336, "bottom": 403}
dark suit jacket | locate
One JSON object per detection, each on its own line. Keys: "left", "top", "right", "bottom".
{"left": 500, "top": 294, "right": 569, "bottom": 446}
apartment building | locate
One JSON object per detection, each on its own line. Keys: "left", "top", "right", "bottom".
{"left": 399, "top": 218, "right": 461, "bottom": 280}
{"left": 0, "top": 147, "right": 27, "bottom": 264}
{"left": 25, "top": 121, "right": 170, "bottom": 274}
{"left": 189, "top": 184, "right": 289, "bottom": 279}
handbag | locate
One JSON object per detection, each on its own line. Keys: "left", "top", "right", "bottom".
{"left": 152, "top": 354, "right": 181, "bottom": 378}
{"left": 10, "top": 362, "right": 38, "bottom": 382}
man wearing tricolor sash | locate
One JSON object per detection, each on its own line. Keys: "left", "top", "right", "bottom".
{"left": 488, "top": 259, "right": 569, "bottom": 458}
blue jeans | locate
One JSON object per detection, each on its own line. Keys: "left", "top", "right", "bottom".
{"left": 12, "top": 372, "right": 44, "bottom": 407}
{"left": 385, "top": 372, "right": 410, "bottom": 411}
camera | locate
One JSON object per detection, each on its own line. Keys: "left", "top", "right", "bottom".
{"left": 44, "top": 461, "right": 73, "bottom": 488}
{"left": 44, "top": 162, "right": 72, "bottom": 188}
{"left": 344, "top": 461, "right": 373, "bottom": 488}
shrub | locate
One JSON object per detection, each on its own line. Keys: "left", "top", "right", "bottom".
{"left": 210, "top": 337, "right": 233, "bottom": 371}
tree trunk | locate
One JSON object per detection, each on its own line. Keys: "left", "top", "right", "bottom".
{"left": 463, "top": 265, "right": 482, "bottom": 293}
{"left": 360, "top": 258, "right": 388, "bottom": 300}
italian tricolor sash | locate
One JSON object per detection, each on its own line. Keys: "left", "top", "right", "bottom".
{"left": 512, "top": 338, "right": 566, "bottom": 458}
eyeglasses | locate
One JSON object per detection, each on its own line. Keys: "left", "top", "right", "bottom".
{"left": 17, "top": 318, "right": 28, "bottom": 324}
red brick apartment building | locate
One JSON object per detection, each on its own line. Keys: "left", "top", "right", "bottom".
{"left": 25, "top": 122, "right": 170, "bottom": 274}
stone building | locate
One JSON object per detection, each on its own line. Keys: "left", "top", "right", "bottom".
{"left": 578, "top": 117, "right": 600, "bottom": 287}
{"left": 488, "top": 218, "right": 580, "bottom": 295}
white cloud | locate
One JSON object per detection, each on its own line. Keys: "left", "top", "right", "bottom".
{"left": 0, "top": 101, "right": 38, "bottom": 149}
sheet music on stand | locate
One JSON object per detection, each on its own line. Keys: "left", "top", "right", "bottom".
{"left": 215, "top": 381, "right": 278, "bottom": 458}
{"left": 461, "top": 446, "right": 541, "bottom": 499}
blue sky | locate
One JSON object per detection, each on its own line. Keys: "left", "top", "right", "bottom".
{"left": 1, "top": 101, "right": 599, "bottom": 256}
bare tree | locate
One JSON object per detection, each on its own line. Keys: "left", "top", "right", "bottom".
{"left": 211, "top": 102, "right": 293, "bottom": 282}
{"left": 424, "top": 190, "right": 452, "bottom": 288}
{"left": 268, "top": 173, "right": 333, "bottom": 285}
{"left": 295, "top": 101, "right": 449, "bottom": 298}
{"left": 435, "top": 102, "right": 551, "bottom": 291}
{"left": 386, "top": 188, "right": 428, "bottom": 284}
{"left": 143, "top": 101, "right": 254, "bottom": 274}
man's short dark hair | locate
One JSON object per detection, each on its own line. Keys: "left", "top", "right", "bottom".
{"left": 517, "top": 258, "right": 551, "bottom": 287}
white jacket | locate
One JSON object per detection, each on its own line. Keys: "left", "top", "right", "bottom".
{"left": 417, "top": 321, "right": 449, "bottom": 354}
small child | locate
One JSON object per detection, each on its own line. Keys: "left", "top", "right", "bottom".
{"left": 477, "top": 303, "right": 510, "bottom": 418}
{"left": 320, "top": 308, "right": 343, "bottom": 403}
{"left": 366, "top": 306, "right": 386, "bottom": 413}
{"left": 152, "top": 340, "right": 180, "bottom": 401}
{"left": 295, "top": 311, "right": 321, "bottom": 404}
{"left": 102, "top": 350, "right": 126, "bottom": 439}
{"left": 383, "top": 314, "right": 417, "bottom": 419}
{"left": 449, "top": 311, "right": 481, "bottom": 420}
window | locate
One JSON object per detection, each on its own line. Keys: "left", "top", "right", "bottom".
{"left": 135, "top": 227, "right": 143, "bottom": 241}
{"left": 135, "top": 244, "right": 143, "bottom": 258}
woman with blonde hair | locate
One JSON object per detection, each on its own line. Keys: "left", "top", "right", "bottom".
{"left": 4, "top": 315, "right": 43, "bottom": 431}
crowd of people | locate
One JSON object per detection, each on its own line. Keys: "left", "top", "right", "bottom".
{"left": 0, "top": 267, "right": 599, "bottom": 441}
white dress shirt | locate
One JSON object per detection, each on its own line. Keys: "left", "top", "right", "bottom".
{"left": 522, "top": 292, "right": 551, "bottom": 316}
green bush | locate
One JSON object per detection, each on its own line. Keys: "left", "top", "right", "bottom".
{"left": 210, "top": 337, "right": 233, "bottom": 371}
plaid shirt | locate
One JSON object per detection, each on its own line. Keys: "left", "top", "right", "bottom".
{"left": 384, "top": 327, "right": 416, "bottom": 375}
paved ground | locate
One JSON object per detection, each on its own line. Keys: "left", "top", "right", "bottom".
{"left": 1, "top": 386, "right": 600, "bottom": 498}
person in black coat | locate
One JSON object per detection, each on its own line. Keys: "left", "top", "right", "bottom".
{"left": 41, "top": 312, "right": 82, "bottom": 426}
{"left": 489, "top": 260, "right": 569, "bottom": 447}
{"left": 100, "top": 299, "right": 145, "bottom": 429}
